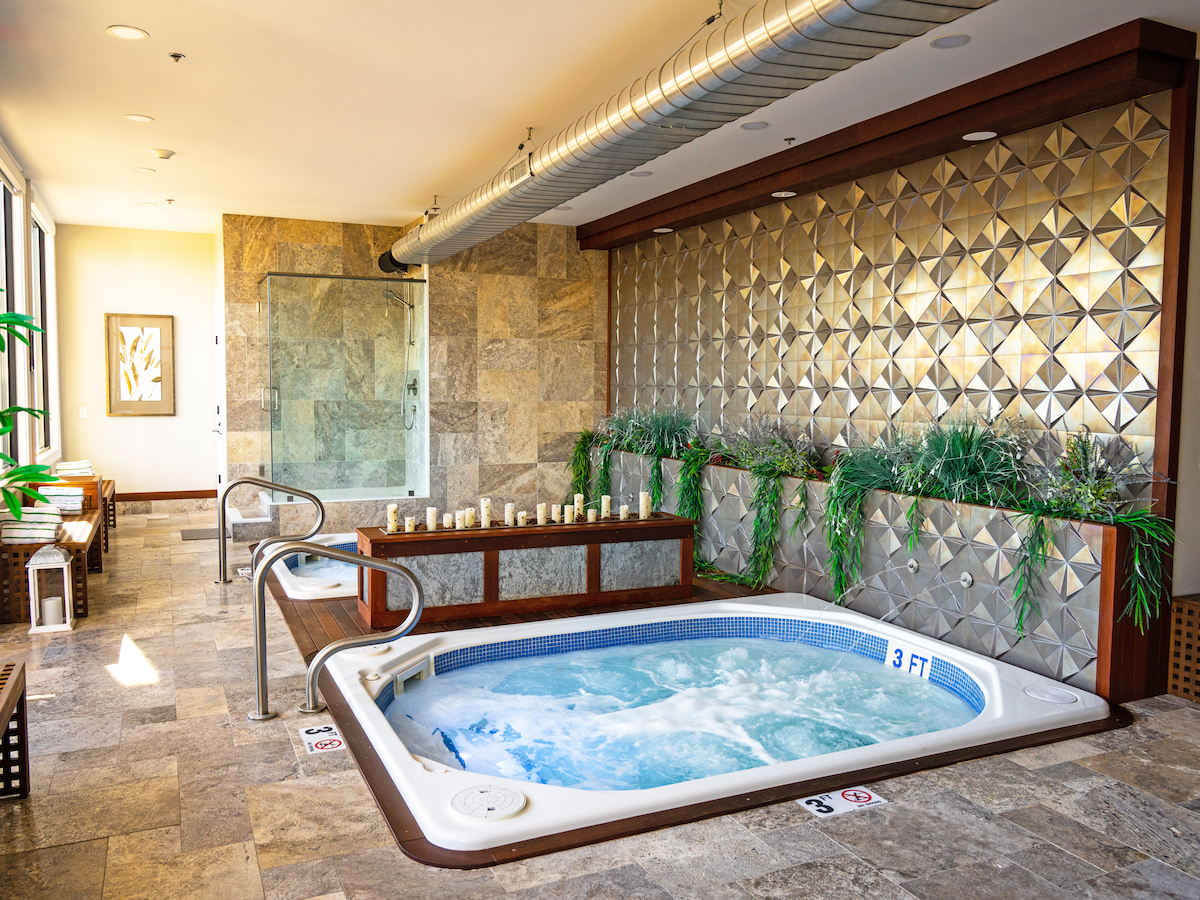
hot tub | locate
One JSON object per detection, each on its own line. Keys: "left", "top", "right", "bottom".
{"left": 271, "top": 533, "right": 360, "bottom": 600}
{"left": 321, "top": 593, "right": 1112, "bottom": 861}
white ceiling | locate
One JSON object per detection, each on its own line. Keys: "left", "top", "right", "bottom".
{"left": 1, "top": 0, "right": 1197, "bottom": 237}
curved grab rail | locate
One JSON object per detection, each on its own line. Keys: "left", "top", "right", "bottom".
{"left": 215, "top": 477, "right": 326, "bottom": 583}
{"left": 247, "top": 542, "right": 424, "bottom": 721}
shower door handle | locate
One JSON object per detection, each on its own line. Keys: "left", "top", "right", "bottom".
{"left": 261, "top": 387, "right": 280, "bottom": 410}
{"left": 271, "top": 387, "right": 279, "bottom": 410}
{"left": 260, "top": 387, "right": 269, "bottom": 411}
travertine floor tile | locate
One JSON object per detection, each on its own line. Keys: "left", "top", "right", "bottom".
{"left": 176, "top": 685, "right": 229, "bottom": 719}
{"left": 0, "top": 776, "right": 179, "bottom": 852}
{"left": 247, "top": 772, "right": 392, "bottom": 870}
{"left": 102, "top": 838, "right": 264, "bottom": 900}
{"left": 0, "top": 838, "right": 107, "bottom": 900}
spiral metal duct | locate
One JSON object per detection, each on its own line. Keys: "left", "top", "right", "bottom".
{"left": 388, "top": 0, "right": 996, "bottom": 266}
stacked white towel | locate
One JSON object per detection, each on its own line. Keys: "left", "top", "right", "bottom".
{"left": 0, "top": 506, "right": 62, "bottom": 545}
{"left": 55, "top": 460, "right": 94, "bottom": 477}
{"left": 37, "top": 485, "right": 85, "bottom": 514}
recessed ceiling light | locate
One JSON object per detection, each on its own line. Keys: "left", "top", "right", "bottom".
{"left": 629, "top": 171, "right": 652, "bottom": 177}
{"left": 137, "top": 202, "right": 158, "bottom": 207}
{"left": 771, "top": 191, "right": 797, "bottom": 199}
{"left": 554, "top": 205, "right": 573, "bottom": 211}
{"left": 125, "top": 114, "right": 155, "bottom": 123}
{"left": 151, "top": 149, "right": 176, "bottom": 160}
{"left": 962, "top": 131, "right": 998, "bottom": 142}
{"left": 930, "top": 34, "right": 970, "bottom": 50}
{"left": 132, "top": 167, "right": 156, "bottom": 174}
{"left": 107, "top": 25, "right": 149, "bottom": 41}
{"left": 652, "top": 227, "right": 674, "bottom": 234}
{"left": 740, "top": 121, "right": 769, "bottom": 131}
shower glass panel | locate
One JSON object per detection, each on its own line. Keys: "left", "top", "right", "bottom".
{"left": 260, "top": 273, "right": 428, "bottom": 502}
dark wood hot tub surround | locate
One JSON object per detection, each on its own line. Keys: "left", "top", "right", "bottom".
{"left": 356, "top": 513, "right": 695, "bottom": 628}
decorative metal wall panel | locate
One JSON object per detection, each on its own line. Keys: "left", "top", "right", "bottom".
{"left": 639, "top": 451, "right": 1099, "bottom": 690}
{"left": 611, "top": 95, "right": 1170, "bottom": 469}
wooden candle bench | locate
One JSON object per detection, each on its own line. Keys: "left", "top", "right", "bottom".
{"left": 355, "top": 513, "right": 696, "bottom": 628}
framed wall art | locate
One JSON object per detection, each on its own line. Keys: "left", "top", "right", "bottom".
{"left": 105, "top": 313, "right": 175, "bottom": 416}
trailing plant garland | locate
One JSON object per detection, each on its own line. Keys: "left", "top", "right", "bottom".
{"left": 569, "top": 410, "right": 1173, "bottom": 633}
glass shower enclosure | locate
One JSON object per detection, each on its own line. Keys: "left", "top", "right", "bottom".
{"left": 257, "top": 273, "right": 428, "bottom": 502}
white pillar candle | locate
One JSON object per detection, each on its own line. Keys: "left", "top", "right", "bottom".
{"left": 455, "top": 510, "right": 466, "bottom": 530}
{"left": 505, "top": 502, "right": 515, "bottom": 526}
{"left": 465, "top": 508, "right": 475, "bottom": 528}
{"left": 386, "top": 503, "right": 399, "bottom": 533}
{"left": 537, "top": 502, "right": 547, "bottom": 525}
{"left": 564, "top": 505, "right": 575, "bottom": 524}
{"left": 404, "top": 516, "right": 416, "bottom": 533}
{"left": 620, "top": 504, "right": 629, "bottom": 520}
{"left": 442, "top": 513, "right": 453, "bottom": 529}
{"left": 587, "top": 509, "right": 597, "bottom": 523}
{"left": 601, "top": 495, "right": 611, "bottom": 518}
{"left": 574, "top": 493, "right": 584, "bottom": 518}
{"left": 639, "top": 491, "right": 652, "bottom": 519}
{"left": 517, "top": 511, "right": 527, "bottom": 526}
{"left": 427, "top": 507, "right": 438, "bottom": 530}
{"left": 480, "top": 498, "right": 491, "bottom": 528}
{"left": 552, "top": 504, "right": 561, "bottom": 524}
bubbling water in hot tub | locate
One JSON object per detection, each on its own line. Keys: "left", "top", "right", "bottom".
{"left": 385, "top": 636, "right": 977, "bottom": 791}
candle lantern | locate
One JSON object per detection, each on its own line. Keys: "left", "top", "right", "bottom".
{"left": 27, "top": 545, "right": 75, "bottom": 634}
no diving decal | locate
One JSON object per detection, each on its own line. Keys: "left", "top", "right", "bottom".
{"left": 798, "top": 787, "right": 888, "bottom": 817}
{"left": 300, "top": 724, "right": 344, "bottom": 754}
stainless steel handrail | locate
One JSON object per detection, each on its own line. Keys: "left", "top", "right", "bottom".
{"left": 298, "top": 557, "right": 425, "bottom": 715}
{"left": 247, "top": 542, "right": 424, "bottom": 721}
{"left": 215, "top": 477, "right": 326, "bottom": 583}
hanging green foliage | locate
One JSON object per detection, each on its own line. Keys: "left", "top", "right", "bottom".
{"left": 565, "top": 429, "right": 598, "bottom": 507}
{"left": 824, "top": 444, "right": 904, "bottom": 598}
{"left": 1112, "top": 509, "right": 1175, "bottom": 632}
{"left": 1011, "top": 509, "right": 1053, "bottom": 634}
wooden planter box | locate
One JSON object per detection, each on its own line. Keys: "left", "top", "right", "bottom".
{"left": 356, "top": 513, "right": 695, "bottom": 628}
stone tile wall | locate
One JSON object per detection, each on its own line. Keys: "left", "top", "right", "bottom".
{"left": 222, "top": 216, "right": 608, "bottom": 533}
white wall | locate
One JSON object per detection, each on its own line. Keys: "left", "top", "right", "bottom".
{"left": 55, "top": 225, "right": 216, "bottom": 493}
{"left": 1170, "top": 87, "right": 1200, "bottom": 595}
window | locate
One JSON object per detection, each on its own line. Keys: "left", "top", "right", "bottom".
{"left": 0, "top": 187, "right": 15, "bottom": 461}
{"left": 30, "top": 221, "right": 50, "bottom": 450}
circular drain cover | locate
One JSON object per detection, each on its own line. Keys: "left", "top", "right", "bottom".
{"left": 1024, "top": 685, "right": 1078, "bottom": 704}
{"left": 297, "top": 577, "right": 339, "bottom": 589}
{"left": 451, "top": 785, "right": 527, "bottom": 821}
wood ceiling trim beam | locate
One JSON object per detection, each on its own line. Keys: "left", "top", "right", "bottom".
{"left": 577, "top": 18, "right": 1197, "bottom": 251}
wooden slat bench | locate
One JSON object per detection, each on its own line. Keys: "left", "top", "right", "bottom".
{"left": 0, "top": 662, "right": 28, "bottom": 800}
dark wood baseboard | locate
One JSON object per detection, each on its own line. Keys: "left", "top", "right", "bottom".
{"left": 114, "top": 490, "right": 218, "bottom": 502}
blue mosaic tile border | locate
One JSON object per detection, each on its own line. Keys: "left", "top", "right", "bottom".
{"left": 426, "top": 617, "right": 986, "bottom": 715}
{"left": 930, "top": 657, "right": 986, "bottom": 714}
{"left": 285, "top": 541, "right": 360, "bottom": 570}
{"left": 432, "top": 617, "right": 887, "bottom": 673}
{"left": 374, "top": 677, "right": 396, "bottom": 713}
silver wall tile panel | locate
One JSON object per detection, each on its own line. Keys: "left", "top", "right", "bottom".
{"left": 611, "top": 96, "right": 1170, "bottom": 479}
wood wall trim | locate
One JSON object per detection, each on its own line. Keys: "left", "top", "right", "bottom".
{"left": 114, "top": 490, "right": 218, "bottom": 502}
{"left": 578, "top": 19, "right": 1197, "bottom": 251}
{"left": 1151, "top": 58, "right": 1198, "bottom": 694}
